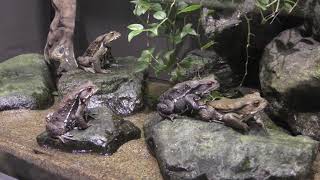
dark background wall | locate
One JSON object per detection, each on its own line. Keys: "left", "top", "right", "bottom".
{"left": 0, "top": 0, "right": 167, "bottom": 62}
{"left": 0, "top": 0, "right": 50, "bottom": 61}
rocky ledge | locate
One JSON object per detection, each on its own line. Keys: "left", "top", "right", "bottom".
{"left": 0, "top": 54, "right": 54, "bottom": 111}
{"left": 144, "top": 114, "right": 319, "bottom": 180}
{"left": 58, "top": 56, "right": 146, "bottom": 116}
{"left": 37, "top": 108, "right": 141, "bottom": 155}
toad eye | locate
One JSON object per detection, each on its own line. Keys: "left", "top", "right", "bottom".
{"left": 253, "top": 101, "right": 260, "bottom": 107}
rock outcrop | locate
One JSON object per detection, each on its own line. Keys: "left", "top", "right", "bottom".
{"left": 144, "top": 114, "right": 319, "bottom": 179}
{"left": 0, "top": 54, "right": 54, "bottom": 111}
{"left": 58, "top": 57, "right": 146, "bottom": 116}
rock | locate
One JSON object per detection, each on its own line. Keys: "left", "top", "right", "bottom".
{"left": 144, "top": 115, "right": 319, "bottom": 180}
{"left": 58, "top": 57, "right": 146, "bottom": 116}
{"left": 260, "top": 27, "right": 320, "bottom": 136}
{"left": 305, "top": 0, "right": 320, "bottom": 41}
{"left": 0, "top": 54, "right": 54, "bottom": 111}
{"left": 289, "top": 112, "right": 320, "bottom": 141}
{"left": 145, "top": 81, "right": 172, "bottom": 110}
{"left": 171, "top": 50, "right": 238, "bottom": 89}
{"left": 37, "top": 108, "right": 141, "bottom": 155}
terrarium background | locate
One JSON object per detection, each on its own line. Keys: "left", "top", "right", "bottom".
{"left": 0, "top": 0, "right": 168, "bottom": 63}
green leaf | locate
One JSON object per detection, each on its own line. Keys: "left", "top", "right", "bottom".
{"left": 164, "top": 50, "right": 175, "bottom": 62}
{"left": 132, "top": 0, "right": 151, "bottom": 16}
{"left": 147, "top": 26, "right": 159, "bottom": 36}
{"left": 177, "top": 4, "right": 202, "bottom": 15}
{"left": 177, "top": 1, "right": 188, "bottom": 11}
{"left": 153, "top": 11, "right": 167, "bottom": 20}
{"left": 135, "top": 61, "right": 149, "bottom": 73}
{"left": 128, "top": 30, "right": 143, "bottom": 42}
{"left": 151, "top": 3, "right": 162, "bottom": 11}
{"left": 173, "top": 34, "right": 183, "bottom": 44}
{"left": 138, "top": 48, "right": 155, "bottom": 63}
{"left": 181, "top": 24, "right": 198, "bottom": 38}
{"left": 154, "top": 58, "right": 167, "bottom": 75}
{"left": 201, "top": 40, "right": 215, "bottom": 50}
{"left": 127, "top": 24, "right": 144, "bottom": 31}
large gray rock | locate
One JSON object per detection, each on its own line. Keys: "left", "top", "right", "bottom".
{"left": 0, "top": 54, "right": 54, "bottom": 111}
{"left": 58, "top": 57, "right": 146, "bottom": 116}
{"left": 171, "top": 50, "right": 239, "bottom": 89}
{"left": 144, "top": 115, "right": 319, "bottom": 180}
{"left": 260, "top": 27, "right": 320, "bottom": 138}
{"left": 37, "top": 108, "right": 141, "bottom": 155}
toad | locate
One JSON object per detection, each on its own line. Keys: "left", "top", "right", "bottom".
{"left": 77, "top": 31, "right": 121, "bottom": 73}
{"left": 157, "top": 77, "right": 220, "bottom": 120}
{"left": 45, "top": 81, "right": 99, "bottom": 143}
{"left": 199, "top": 92, "right": 268, "bottom": 132}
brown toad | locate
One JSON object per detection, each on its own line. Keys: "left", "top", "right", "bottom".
{"left": 199, "top": 92, "right": 268, "bottom": 132}
{"left": 45, "top": 81, "right": 98, "bottom": 142}
{"left": 77, "top": 31, "right": 121, "bottom": 73}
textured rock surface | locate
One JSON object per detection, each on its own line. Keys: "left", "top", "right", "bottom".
{"left": 289, "top": 112, "right": 320, "bottom": 141}
{"left": 305, "top": 0, "right": 320, "bottom": 41}
{"left": 260, "top": 27, "right": 320, "bottom": 138}
{"left": 144, "top": 115, "right": 319, "bottom": 180}
{"left": 145, "top": 81, "right": 172, "bottom": 110}
{"left": 37, "top": 108, "right": 141, "bottom": 155}
{"left": 58, "top": 56, "right": 146, "bottom": 116}
{"left": 0, "top": 54, "right": 54, "bottom": 111}
{"left": 171, "top": 50, "right": 238, "bottom": 89}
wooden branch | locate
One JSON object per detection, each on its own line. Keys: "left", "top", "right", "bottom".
{"left": 44, "top": 0, "right": 77, "bottom": 75}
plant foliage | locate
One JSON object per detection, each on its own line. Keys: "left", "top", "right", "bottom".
{"left": 128, "top": 0, "right": 204, "bottom": 77}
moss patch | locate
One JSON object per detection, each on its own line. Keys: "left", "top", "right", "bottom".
{"left": 0, "top": 54, "right": 54, "bottom": 110}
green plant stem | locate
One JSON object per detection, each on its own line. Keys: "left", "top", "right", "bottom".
{"left": 240, "top": 14, "right": 251, "bottom": 87}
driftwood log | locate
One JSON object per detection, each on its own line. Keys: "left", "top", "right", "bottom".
{"left": 44, "top": 0, "right": 77, "bottom": 75}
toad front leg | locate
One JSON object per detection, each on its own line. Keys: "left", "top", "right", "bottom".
{"left": 75, "top": 100, "right": 90, "bottom": 130}
{"left": 185, "top": 94, "right": 206, "bottom": 111}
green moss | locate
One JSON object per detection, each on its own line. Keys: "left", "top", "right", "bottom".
{"left": 240, "top": 129, "right": 316, "bottom": 149}
{"left": 0, "top": 54, "right": 54, "bottom": 109}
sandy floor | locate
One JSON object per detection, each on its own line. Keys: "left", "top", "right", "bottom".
{"left": 0, "top": 108, "right": 162, "bottom": 180}
{"left": 1, "top": 107, "right": 320, "bottom": 180}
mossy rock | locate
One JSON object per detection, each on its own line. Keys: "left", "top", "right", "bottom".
{"left": 58, "top": 57, "right": 146, "bottom": 116}
{"left": 144, "top": 114, "right": 319, "bottom": 179}
{"left": 37, "top": 108, "right": 141, "bottom": 155}
{"left": 0, "top": 54, "right": 54, "bottom": 111}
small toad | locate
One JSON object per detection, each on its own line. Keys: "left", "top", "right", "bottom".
{"left": 45, "top": 81, "right": 98, "bottom": 142}
{"left": 77, "top": 31, "right": 121, "bottom": 73}
{"left": 157, "top": 77, "right": 220, "bottom": 120}
{"left": 199, "top": 92, "right": 268, "bottom": 132}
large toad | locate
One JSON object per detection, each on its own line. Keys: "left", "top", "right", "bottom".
{"left": 199, "top": 92, "right": 268, "bottom": 132}
{"left": 157, "top": 77, "right": 220, "bottom": 120}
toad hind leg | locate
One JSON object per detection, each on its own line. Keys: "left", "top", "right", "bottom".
{"left": 92, "top": 57, "right": 110, "bottom": 74}
{"left": 222, "top": 113, "right": 249, "bottom": 132}
{"left": 75, "top": 101, "right": 90, "bottom": 130}
{"left": 78, "top": 56, "right": 96, "bottom": 73}
{"left": 157, "top": 100, "right": 175, "bottom": 120}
